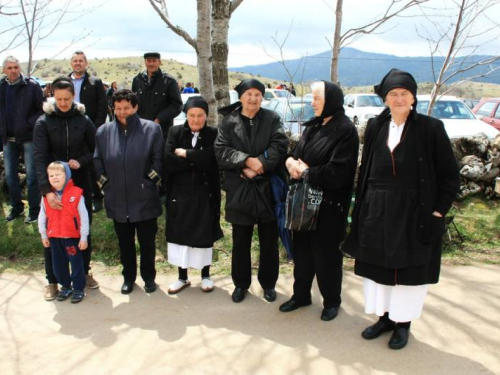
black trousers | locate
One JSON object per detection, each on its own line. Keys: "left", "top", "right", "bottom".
{"left": 231, "top": 221, "right": 279, "bottom": 290}
{"left": 292, "top": 231, "right": 343, "bottom": 308}
{"left": 113, "top": 217, "right": 157, "bottom": 283}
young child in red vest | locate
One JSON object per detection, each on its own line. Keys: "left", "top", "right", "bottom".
{"left": 38, "top": 161, "right": 89, "bottom": 303}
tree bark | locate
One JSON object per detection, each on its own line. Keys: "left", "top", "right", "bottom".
{"left": 212, "top": 0, "right": 231, "bottom": 114}
{"left": 330, "top": 0, "right": 343, "bottom": 84}
{"left": 196, "top": 0, "right": 217, "bottom": 126}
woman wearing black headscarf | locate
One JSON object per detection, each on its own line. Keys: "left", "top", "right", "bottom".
{"left": 279, "top": 81, "right": 359, "bottom": 321}
{"left": 214, "top": 79, "right": 288, "bottom": 303}
{"left": 164, "top": 96, "right": 223, "bottom": 293}
{"left": 343, "top": 69, "right": 460, "bottom": 349}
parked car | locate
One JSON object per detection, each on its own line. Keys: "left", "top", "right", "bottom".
{"left": 264, "top": 89, "right": 293, "bottom": 100}
{"left": 344, "top": 94, "right": 385, "bottom": 126}
{"left": 472, "top": 98, "right": 500, "bottom": 131}
{"left": 416, "top": 95, "right": 499, "bottom": 139}
{"left": 461, "top": 98, "right": 480, "bottom": 110}
{"left": 263, "top": 97, "right": 314, "bottom": 134}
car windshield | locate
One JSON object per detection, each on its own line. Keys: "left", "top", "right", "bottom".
{"left": 417, "top": 100, "right": 475, "bottom": 120}
{"left": 275, "top": 90, "right": 290, "bottom": 98}
{"left": 284, "top": 102, "right": 315, "bottom": 122}
{"left": 356, "top": 95, "right": 384, "bottom": 107}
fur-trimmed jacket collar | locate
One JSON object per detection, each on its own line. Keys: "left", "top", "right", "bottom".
{"left": 43, "top": 100, "right": 86, "bottom": 116}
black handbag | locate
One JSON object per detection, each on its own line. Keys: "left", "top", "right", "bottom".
{"left": 285, "top": 172, "right": 323, "bottom": 231}
{"left": 226, "top": 175, "right": 275, "bottom": 222}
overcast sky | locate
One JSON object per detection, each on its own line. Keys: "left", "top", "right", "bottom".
{"left": 1, "top": 0, "right": 499, "bottom": 68}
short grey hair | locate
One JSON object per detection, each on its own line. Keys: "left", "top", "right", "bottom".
{"left": 3, "top": 56, "right": 20, "bottom": 68}
{"left": 71, "top": 50, "right": 87, "bottom": 62}
{"left": 311, "top": 81, "right": 325, "bottom": 99}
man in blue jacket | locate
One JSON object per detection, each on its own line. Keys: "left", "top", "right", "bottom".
{"left": 0, "top": 56, "right": 44, "bottom": 222}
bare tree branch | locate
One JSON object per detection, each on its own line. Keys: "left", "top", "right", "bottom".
{"left": 148, "top": 0, "right": 197, "bottom": 50}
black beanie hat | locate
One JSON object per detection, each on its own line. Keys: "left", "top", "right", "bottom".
{"left": 183, "top": 96, "right": 209, "bottom": 115}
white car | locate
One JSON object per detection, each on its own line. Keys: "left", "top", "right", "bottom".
{"left": 416, "top": 95, "right": 499, "bottom": 139}
{"left": 344, "top": 94, "right": 385, "bottom": 126}
{"left": 264, "top": 89, "right": 292, "bottom": 100}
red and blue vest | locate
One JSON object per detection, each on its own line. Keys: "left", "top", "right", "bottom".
{"left": 43, "top": 180, "right": 83, "bottom": 238}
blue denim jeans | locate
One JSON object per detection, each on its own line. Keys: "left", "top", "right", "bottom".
{"left": 3, "top": 141, "right": 40, "bottom": 215}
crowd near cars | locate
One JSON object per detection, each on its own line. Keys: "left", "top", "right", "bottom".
{"left": 173, "top": 87, "right": 500, "bottom": 141}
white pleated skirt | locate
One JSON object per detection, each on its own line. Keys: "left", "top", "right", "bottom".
{"left": 363, "top": 278, "right": 429, "bottom": 322}
{"left": 167, "top": 243, "right": 212, "bottom": 270}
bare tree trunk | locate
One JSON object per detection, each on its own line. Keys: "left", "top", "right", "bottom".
{"left": 211, "top": 0, "right": 244, "bottom": 123}
{"left": 212, "top": 0, "right": 231, "bottom": 113}
{"left": 196, "top": 0, "right": 217, "bottom": 126}
{"left": 330, "top": 0, "right": 343, "bottom": 84}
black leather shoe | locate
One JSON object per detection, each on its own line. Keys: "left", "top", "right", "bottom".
{"left": 388, "top": 324, "right": 410, "bottom": 350}
{"left": 321, "top": 306, "right": 340, "bottom": 321}
{"left": 279, "top": 299, "right": 311, "bottom": 313}
{"left": 263, "top": 289, "right": 277, "bottom": 302}
{"left": 144, "top": 280, "right": 157, "bottom": 293}
{"left": 92, "top": 200, "right": 103, "bottom": 213}
{"left": 231, "top": 287, "right": 247, "bottom": 303}
{"left": 6, "top": 210, "right": 23, "bottom": 222}
{"left": 362, "top": 319, "right": 396, "bottom": 340}
{"left": 121, "top": 282, "right": 134, "bottom": 295}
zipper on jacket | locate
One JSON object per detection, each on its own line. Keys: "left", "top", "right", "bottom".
{"left": 123, "top": 128, "right": 129, "bottom": 219}
{"left": 66, "top": 120, "right": 70, "bottom": 161}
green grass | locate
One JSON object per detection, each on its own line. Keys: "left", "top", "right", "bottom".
{"left": 0, "top": 192, "right": 293, "bottom": 276}
{"left": 1, "top": 193, "right": 498, "bottom": 275}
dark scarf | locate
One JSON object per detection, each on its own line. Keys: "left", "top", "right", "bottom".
{"left": 218, "top": 78, "right": 266, "bottom": 116}
{"left": 302, "top": 80, "right": 345, "bottom": 128}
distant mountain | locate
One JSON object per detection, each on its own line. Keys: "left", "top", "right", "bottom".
{"left": 229, "top": 47, "right": 500, "bottom": 87}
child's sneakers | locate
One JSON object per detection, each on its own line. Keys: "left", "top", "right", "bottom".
{"left": 71, "top": 290, "right": 85, "bottom": 303}
{"left": 44, "top": 283, "right": 59, "bottom": 301}
{"left": 57, "top": 287, "right": 73, "bottom": 301}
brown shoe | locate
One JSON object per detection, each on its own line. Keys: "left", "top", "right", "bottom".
{"left": 86, "top": 273, "right": 100, "bottom": 289}
{"left": 44, "top": 283, "right": 59, "bottom": 301}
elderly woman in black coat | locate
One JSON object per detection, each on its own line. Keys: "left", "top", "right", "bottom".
{"left": 279, "top": 81, "right": 359, "bottom": 321}
{"left": 164, "top": 96, "right": 223, "bottom": 294}
{"left": 214, "top": 79, "right": 288, "bottom": 303}
{"left": 343, "top": 69, "right": 460, "bottom": 349}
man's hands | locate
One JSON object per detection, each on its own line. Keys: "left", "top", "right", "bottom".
{"left": 46, "top": 192, "right": 63, "bottom": 210}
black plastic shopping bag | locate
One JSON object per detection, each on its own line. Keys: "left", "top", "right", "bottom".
{"left": 285, "top": 175, "right": 323, "bottom": 231}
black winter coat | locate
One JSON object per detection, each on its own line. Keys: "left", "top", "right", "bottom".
{"left": 214, "top": 107, "right": 288, "bottom": 225}
{"left": 343, "top": 110, "right": 460, "bottom": 285}
{"left": 164, "top": 123, "right": 223, "bottom": 247}
{"left": 0, "top": 74, "right": 44, "bottom": 145}
{"left": 131, "top": 69, "right": 182, "bottom": 138}
{"left": 33, "top": 102, "right": 96, "bottom": 196}
{"left": 292, "top": 115, "right": 359, "bottom": 241}
{"left": 70, "top": 71, "right": 107, "bottom": 126}
{"left": 94, "top": 114, "right": 163, "bottom": 223}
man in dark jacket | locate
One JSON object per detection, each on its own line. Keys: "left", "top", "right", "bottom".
{"left": 69, "top": 50, "right": 107, "bottom": 214}
{"left": 215, "top": 79, "right": 288, "bottom": 304}
{"left": 131, "top": 52, "right": 182, "bottom": 139}
{"left": 0, "top": 56, "right": 44, "bottom": 222}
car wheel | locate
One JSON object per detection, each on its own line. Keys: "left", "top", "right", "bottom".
{"left": 353, "top": 116, "right": 359, "bottom": 126}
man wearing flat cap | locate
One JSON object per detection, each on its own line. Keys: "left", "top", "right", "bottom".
{"left": 131, "top": 52, "right": 183, "bottom": 140}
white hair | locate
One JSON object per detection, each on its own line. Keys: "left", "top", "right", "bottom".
{"left": 3, "top": 56, "right": 20, "bottom": 68}
{"left": 311, "top": 81, "right": 325, "bottom": 99}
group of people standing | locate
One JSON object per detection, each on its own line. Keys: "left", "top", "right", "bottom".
{"left": 1, "top": 49, "right": 460, "bottom": 350}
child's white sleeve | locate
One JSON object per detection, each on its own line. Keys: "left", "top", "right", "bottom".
{"left": 78, "top": 196, "right": 90, "bottom": 242}
{"left": 38, "top": 198, "right": 48, "bottom": 240}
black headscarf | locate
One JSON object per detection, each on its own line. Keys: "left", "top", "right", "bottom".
{"left": 183, "top": 96, "right": 209, "bottom": 115}
{"left": 218, "top": 78, "right": 266, "bottom": 116}
{"left": 302, "top": 80, "right": 345, "bottom": 127}
{"left": 374, "top": 68, "right": 418, "bottom": 121}
{"left": 374, "top": 68, "right": 417, "bottom": 101}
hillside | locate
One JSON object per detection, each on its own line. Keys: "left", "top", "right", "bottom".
{"left": 23, "top": 56, "right": 283, "bottom": 90}
{"left": 230, "top": 47, "right": 500, "bottom": 90}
